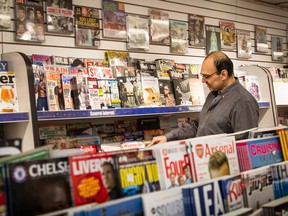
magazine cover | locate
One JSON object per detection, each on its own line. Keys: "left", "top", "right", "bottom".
{"left": 158, "top": 80, "right": 176, "bottom": 106}
{"left": 255, "top": 25, "right": 268, "bottom": 53}
{"left": 126, "top": 14, "right": 149, "bottom": 51}
{"left": 173, "top": 79, "right": 192, "bottom": 106}
{"left": 5, "top": 157, "right": 73, "bottom": 215}
{"left": 205, "top": 25, "right": 221, "bottom": 55}
{"left": 188, "top": 77, "right": 206, "bottom": 105}
{"left": 88, "top": 66, "right": 113, "bottom": 79}
{"left": 237, "top": 29, "right": 252, "bottom": 59}
{"left": 115, "top": 150, "right": 160, "bottom": 197}
{"left": 61, "top": 74, "right": 73, "bottom": 110}
{"left": 271, "top": 36, "right": 284, "bottom": 61}
{"left": 33, "top": 65, "right": 48, "bottom": 111}
{"left": 75, "top": 6, "right": 100, "bottom": 47}
{"left": 142, "top": 187, "right": 185, "bottom": 216}
{"left": 109, "top": 79, "right": 121, "bottom": 108}
{"left": 104, "top": 51, "right": 129, "bottom": 67}
{"left": 32, "top": 54, "right": 54, "bottom": 65}
{"left": 0, "top": 0, "right": 11, "bottom": 28}
{"left": 118, "top": 76, "right": 143, "bottom": 107}
{"left": 53, "top": 55, "right": 69, "bottom": 65}
{"left": 241, "top": 166, "right": 274, "bottom": 211}
{"left": 218, "top": 175, "right": 244, "bottom": 213}
{"left": 86, "top": 77, "right": 101, "bottom": 109}
{"left": 242, "top": 75, "right": 262, "bottom": 101}
{"left": 236, "top": 136, "right": 284, "bottom": 171}
{"left": 141, "top": 76, "right": 161, "bottom": 107}
{"left": 102, "top": 0, "right": 126, "bottom": 39}
{"left": 149, "top": 8, "right": 170, "bottom": 45}
{"left": 154, "top": 143, "right": 192, "bottom": 190}
{"left": 271, "top": 161, "right": 288, "bottom": 199}
{"left": 183, "top": 179, "right": 225, "bottom": 215}
{"left": 45, "top": 71, "right": 64, "bottom": 111}
{"left": 220, "top": 21, "right": 236, "bottom": 50}
{"left": 88, "top": 196, "right": 143, "bottom": 216}
{"left": 187, "top": 135, "right": 240, "bottom": 183}
{"left": 46, "top": 0, "right": 73, "bottom": 34}
{"left": 188, "top": 14, "right": 205, "bottom": 47}
{"left": 15, "top": 0, "right": 45, "bottom": 42}
{"left": 69, "top": 152, "right": 121, "bottom": 205}
{"left": 0, "top": 71, "right": 19, "bottom": 112}
{"left": 170, "top": 21, "right": 188, "bottom": 54}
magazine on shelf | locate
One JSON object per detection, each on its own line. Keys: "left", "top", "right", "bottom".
{"left": 32, "top": 54, "right": 54, "bottom": 65}
{"left": 115, "top": 149, "right": 160, "bottom": 197}
{"left": 206, "top": 25, "right": 221, "bottom": 55}
{"left": 188, "top": 14, "right": 205, "bottom": 47}
{"left": 5, "top": 157, "right": 73, "bottom": 215}
{"left": 109, "top": 79, "right": 121, "bottom": 108}
{"left": 255, "top": 25, "right": 268, "bottom": 53}
{"left": 262, "top": 196, "right": 288, "bottom": 216}
{"left": 153, "top": 141, "right": 192, "bottom": 190}
{"left": 219, "top": 21, "right": 236, "bottom": 51}
{"left": 86, "top": 77, "right": 101, "bottom": 109}
{"left": 61, "top": 74, "right": 73, "bottom": 110}
{"left": 0, "top": 0, "right": 11, "bottom": 29}
{"left": 142, "top": 187, "right": 185, "bottom": 216}
{"left": 173, "top": 79, "right": 192, "bottom": 106}
{"left": 126, "top": 14, "right": 149, "bottom": 51}
{"left": 182, "top": 179, "right": 225, "bottom": 215}
{"left": 45, "top": 72, "right": 64, "bottom": 111}
{"left": 187, "top": 135, "right": 240, "bottom": 182}
{"left": 158, "top": 80, "right": 176, "bottom": 106}
{"left": 241, "top": 166, "right": 274, "bottom": 211}
{"left": 0, "top": 71, "right": 19, "bottom": 113}
{"left": 102, "top": 0, "right": 126, "bottom": 39}
{"left": 32, "top": 65, "right": 48, "bottom": 111}
{"left": 53, "top": 56, "right": 69, "bottom": 65}
{"left": 46, "top": 0, "right": 74, "bottom": 34}
{"left": 271, "top": 36, "right": 284, "bottom": 62}
{"left": 69, "top": 152, "right": 120, "bottom": 205}
{"left": 75, "top": 6, "right": 100, "bottom": 47}
{"left": 237, "top": 29, "right": 252, "bottom": 59}
{"left": 87, "top": 195, "right": 143, "bottom": 216}
{"left": 149, "top": 8, "right": 170, "bottom": 45}
{"left": 188, "top": 77, "right": 206, "bottom": 105}
{"left": 218, "top": 174, "right": 245, "bottom": 213}
{"left": 271, "top": 161, "right": 288, "bottom": 198}
{"left": 239, "top": 75, "right": 262, "bottom": 102}
{"left": 170, "top": 21, "right": 188, "bottom": 54}
{"left": 236, "top": 136, "right": 284, "bottom": 172}
{"left": 141, "top": 76, "right": 161, "bottom": 107}
{"left": 15, "top": 0, "right": 45, "bottom": 42}
{"left": 118, "top": 76, "right": 143, "bottom": 107}
{"left": 104, "top": 51, "right": 129, "bottom": 67}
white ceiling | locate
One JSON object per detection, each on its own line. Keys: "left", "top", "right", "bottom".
{"left": 253, "top": 0, "right": 288, "bottom": 9}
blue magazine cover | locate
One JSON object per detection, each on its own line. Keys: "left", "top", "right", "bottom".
{"left": 88, "top": 196, "right": 143, "bottom": 216}
{"left": 247, "top": 136, "right": 283, "bottom": 168}
{"left": 278, "top": 161, "right": 288, "bottom": 197}
{"left": 271, "top": 164, "right": 282, "bottom": 199}
{"left": 187, "top": 180, "right": 225, "bottom": 215}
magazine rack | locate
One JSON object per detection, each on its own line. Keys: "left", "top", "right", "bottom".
{"left": 1, "top": 53, "right": 279, "bottom": 152}
{"left": 1, "top": 52, "right": 40, "bottom": 151}
{"left": 238, "top": 65, "right": 278, "bottom": 127}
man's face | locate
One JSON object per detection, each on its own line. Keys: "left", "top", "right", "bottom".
{"left": 17, "top": 24, "right": 25, "bottom": 34}
{"left": 200, "top": 57, "right": 224, "bottom": 91}
{"left": 102, "top": 164, "right": 115, "bottom": 190}
{"left": 18, "top": 9, "right": 25, "bottom": 19}
{"left": 184, "top": 167, "right": 190, "bottom": 178}
{"left": 209, "top": 162, "right": 230, "bottom": 179}
{"left": 170, "top": 174, "right": 176, "bottom": 185}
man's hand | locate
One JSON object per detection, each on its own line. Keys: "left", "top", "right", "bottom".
{"left": 146, "top": 136, "right": 167, "bottom": 147}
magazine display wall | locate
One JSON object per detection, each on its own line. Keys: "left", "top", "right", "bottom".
{"left": 0, "top": 52, "right": 280, "bottom": 152}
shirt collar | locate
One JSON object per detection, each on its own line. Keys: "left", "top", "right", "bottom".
{"left": 218, "top": 77, "right": 238, "bottom": 96}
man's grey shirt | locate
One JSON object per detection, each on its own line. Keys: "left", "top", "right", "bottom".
{"left": 165, "top": 79, "right": 259, "bottom": 141}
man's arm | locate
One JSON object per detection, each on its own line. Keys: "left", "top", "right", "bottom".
{"left": 148, "top": 116, "right": 199, "bottom": 147}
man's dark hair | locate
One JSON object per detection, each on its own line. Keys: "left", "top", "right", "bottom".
{"left": 205, "top": 51, "right": 234, "bottom": 76}
{"left": 208, "top": 151, "right": 230, "bottom": 173}
{"left": 102, "top": 161, "right": 113, "bottom": 169}
{"left": 71, "top": 58, "right": 84, "bottom": 67}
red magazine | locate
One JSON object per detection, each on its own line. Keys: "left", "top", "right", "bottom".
{"left": 69, "top": 152, "right": 121, "bottom": 206}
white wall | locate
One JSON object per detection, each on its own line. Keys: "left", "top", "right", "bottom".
{"left": 1, "top": 0, "right": 288, "bottom": 69}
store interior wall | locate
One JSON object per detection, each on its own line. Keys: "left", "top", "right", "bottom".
{"left": 0, "top": 0, "right": 287, "bottom": 71}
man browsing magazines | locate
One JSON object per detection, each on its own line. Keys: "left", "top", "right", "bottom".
{"left": 148, "top": 51, "right": 259, "bottom": 147}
